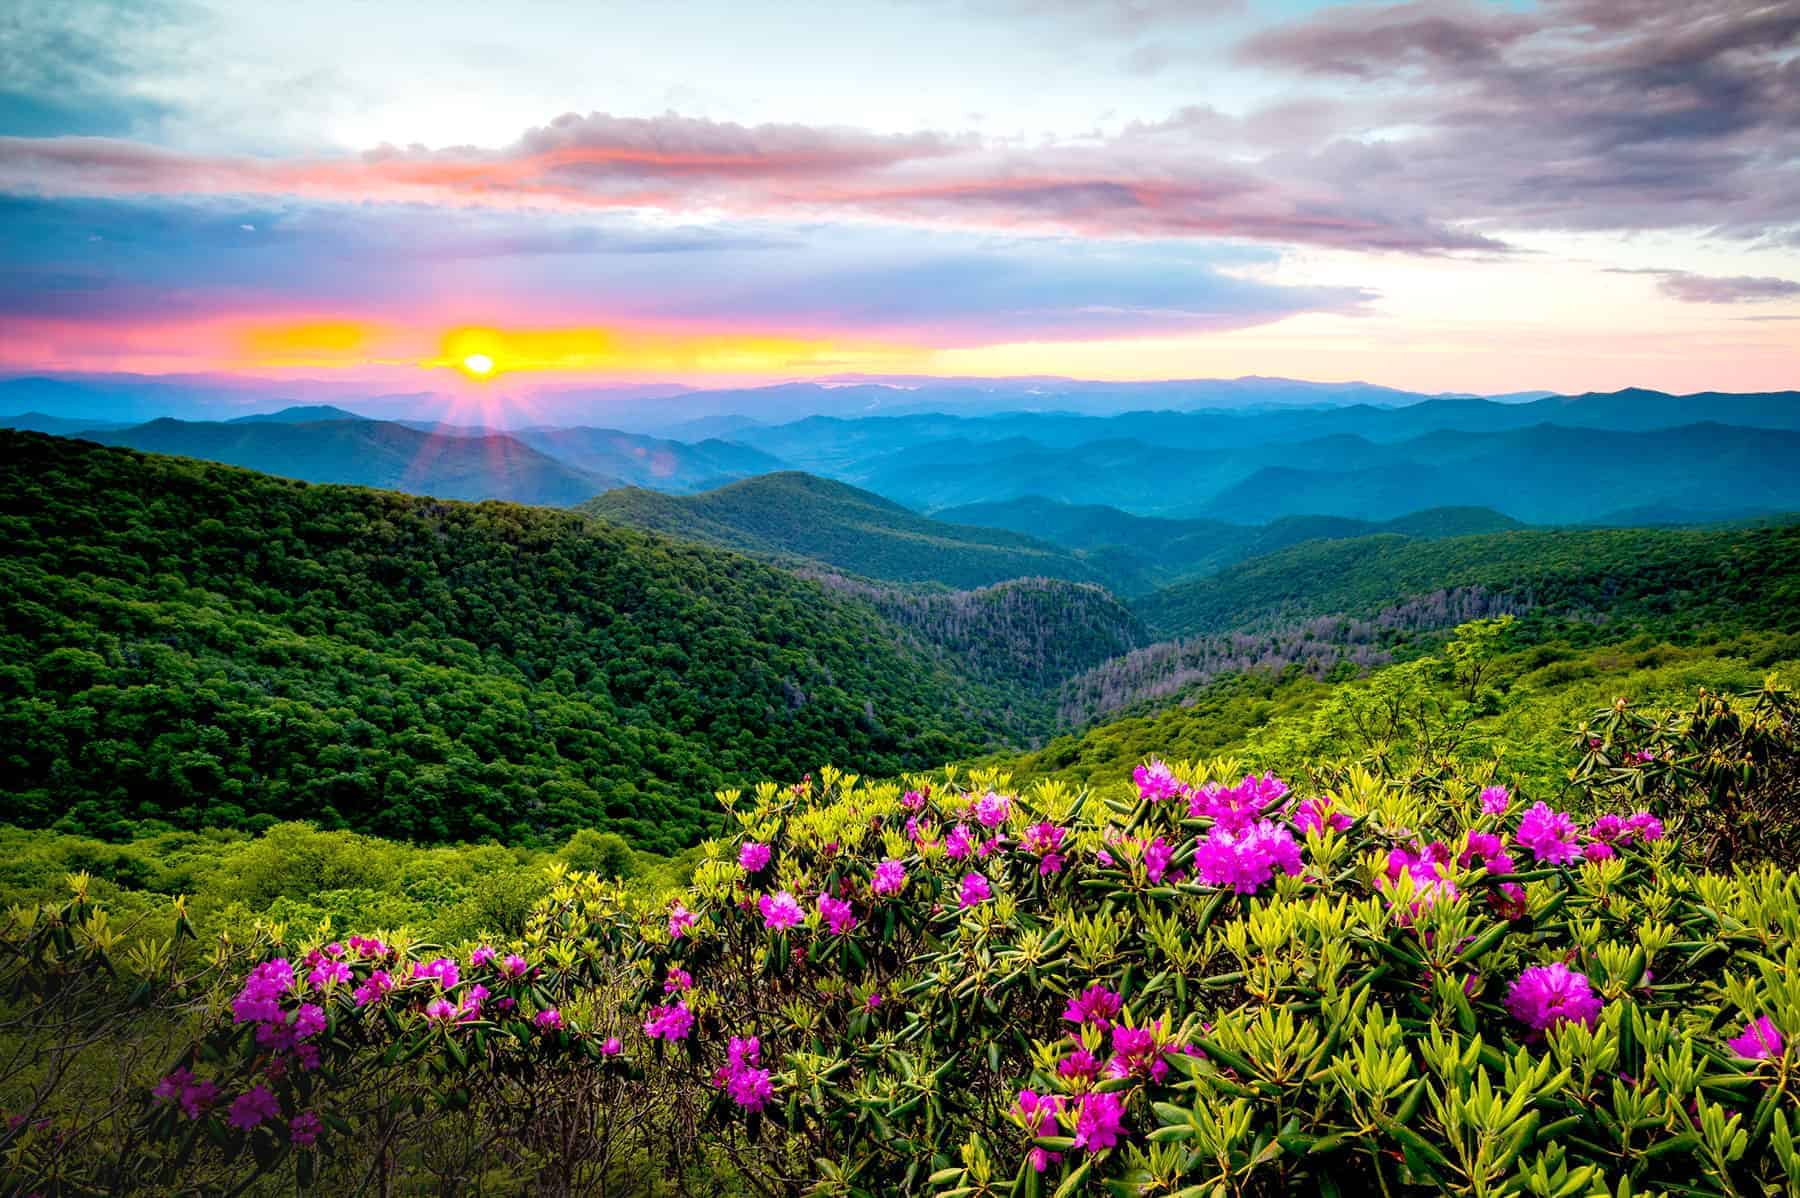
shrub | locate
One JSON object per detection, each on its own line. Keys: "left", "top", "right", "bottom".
{"left": 8, "top": 688, "right": 1800, "bottom": 1196}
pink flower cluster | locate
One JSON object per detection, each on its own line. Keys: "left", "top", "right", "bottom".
{"left": 152, "top": 1067, "right": 220, "bottom": 1120}
{"left": 1727, "top": 1016, "right": 1785, "bottom": 1060}
{"left": 643, "top": 1000, "right": 694, "bottom": 1041}
{"left": 713, "top": 1035, "right": 774, "bottom": 1111}
{"left": 871, "top": 857, "right": 907, "bottom": 895}
{"left": 1013, "top": 1090, "right": 1063, "bottom": 1172}
{"left": 1188, "top": 773, "right": 1290, "bottom": 830}
{"left": 759, "top": 890, "right": 804, "bottom": 930}
{"left": 1192, "top": 820, "right": 1303, "bottom": 894}
{"left": 1505, "top": 963, "right": 1604, "bottom": 1031}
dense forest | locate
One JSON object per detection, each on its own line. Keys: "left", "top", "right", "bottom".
{"left": 581, "top": 472, "right": 1108, "bottom": 590}
{"left": 0, "top": 432, "right": 1024, "bottom": 851}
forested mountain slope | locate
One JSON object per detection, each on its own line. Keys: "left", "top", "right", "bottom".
{"left": 0, "top": 432, "right": 1017, "bottom": 851}
{"left": 580, "top": 471, "right": 1109, "bottom": 589}
{"left": 79, "top": 417, "right": 617, "bottom": 506}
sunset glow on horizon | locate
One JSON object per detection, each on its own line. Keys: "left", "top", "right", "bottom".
{"left": 2, "top": 0, "right": 1796, "bottom": 399}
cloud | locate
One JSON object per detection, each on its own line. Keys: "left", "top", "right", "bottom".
{"left": 1236, "top": 0, "right": 1800, "bottom": 242}
{"left": 0, "top": 195, "right": 1372, "bottom": 348}
{"left": 1610, "top": 268, "right": 1800, "bottom": 304}
{"left": 0, "top": 110, "right": 1501, "bottom": 254}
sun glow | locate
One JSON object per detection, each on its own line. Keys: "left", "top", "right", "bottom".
{"left": 460, "top": 352, "right": 496, "bottom": 378}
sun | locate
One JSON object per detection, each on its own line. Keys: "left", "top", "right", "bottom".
{"left": 460, "top": 353, "right": 496, "bottom": 378}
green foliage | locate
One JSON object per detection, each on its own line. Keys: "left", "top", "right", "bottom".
{"left": 16, "top": 685, "right": 1800, "bottom": 1196}
{"left": 1131, "top": 526, "right": 1800, "bottom": 641}
{"left": 0, "top": 432, "right": 1015, "bottom": 851}
{"left": 581, "top": 472, "right": 1111, "bottom": 590}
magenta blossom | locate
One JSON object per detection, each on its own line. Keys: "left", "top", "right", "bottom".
{"left": 601, "top": 1036, "right": 623, "bottom": 1056}
{"left": 818, "top": 892, "right": 858, "bottom": 935}
{"left": 974, "top": 790, "right": 1012, "bottom": 828}
{"left": 668, "top": 902, "right": 698, "bottom": 939}
{"left": 411, "top": 957, "right": 460, "bottom": 989}
{"left": 535, "top": 1008, "right": 564, "bottom": 1031}
{"left": 1133, "top": 759, "right": 1185, "bottom": 803}
{"left": 738, "top": 841, "right": 772, "bottom": 872}
{"left": 1193, "top": 819, "right": 1303, "bottom": 894}
{"left": 1062, "top": 984, "right": 1124, "bottom": 1029}
{"left": 226, "top": 1084, "right": 281, "bottom": 1132}
{"left": 871, "top": 857, "right": 907, "bottom": 895}
{"left": 1505, "top": 963, "right": 1604, "bottom": 1031}
{"left": 945, "top": 824, "right": 975, "bottom": 860}
{"left": 1727, "top": 1016, "right": 1785, "bottom": 1060}
{"left": 1293, "top": 797, "right": 1353, "bottom": 835}
{"left": 1479, "top": 786, "right": 1511, "bottom": 815}
{"left": 958, "top": 872, "right": 993, "bottom": 908}
{"left": 664, "top": 968, "right": 693, "bottom": 994}
{"left": 288, "top": 1110, "right": 322, "bottom": 1148}
{"left": 759, "top": 891, "right": 805, "bottom": 930}
{"left": 643, "top": 1001, "right": 694, "bottom": 1041}
{"left": 470, "top": 945, "right": 496, "bottom": 969}
{"left": 1515, "top": 802, "right": 1581, "bottom": 865}
{"left": 1014, "top": 1090, "right": 1064, "bottom": 1172}
{"left": 352, "top": 970, "right": 392, "bottom": 1008}
{"left": 1071, "top": 1090, "right": 1127, "bottom": 1152}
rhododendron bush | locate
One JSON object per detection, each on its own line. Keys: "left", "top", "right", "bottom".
{"left": 5, "top": 693, "right": 1800, "bottom": 1195}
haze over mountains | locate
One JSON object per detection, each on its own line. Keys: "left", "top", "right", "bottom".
{"left": 8, "top": 376, "right": 1798, "bottom": 530}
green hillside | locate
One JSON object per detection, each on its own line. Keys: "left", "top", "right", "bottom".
{"left": 580, "top": 471, "right": 1108, "bottom": 589}
{"left": 0, "top": 432, "right": 1019, "bottom": 851}
{"left": 80, "top": 417, "right": 618, "bottom": 506}
{"left": 936, "top": 495, "right": 1522, "bottom": 589}
{"left": 1129, "top": 525, "right": 1800, "bottom": 640}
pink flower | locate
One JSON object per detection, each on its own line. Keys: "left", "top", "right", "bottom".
{"left": 974, "top": 791, "right": 1012, "bottom": 828}
{"left": 1071, "top": 1090, "right": 1127, "bottom": 1152}
{"left": 738, "top": 842, "right": 772, "bottom": 872}
{"left": 226, "top": 1084, "right": 280, "bottom": 1132}
{"left": 498, "top": 953, "right": 529, "bottom": 979}
{"left": 901, "top": 788, "right": 927, "bottom": 811}
{"left": 1133, "top": 759, "right": 1185, "bottom": 802}
{"left": 865, "top": 992, "right": 882, "bottom": 1010}
{"left": 1192, "top": 820, "right": 1303, "bottom": 894}
{"left": 1479, "top": 786, "right": 1511, "bottom": 815}
{"left": 957, "top": 872, "right": 992, "bottom": 908}
{"left": 307, "top": 960, "right": 351, "bottom": 990}
{"left": 668, "top": 901, "right": 699, "bottom": 939}
{"left": 1062, "top": 984, "right": 1124, "bottom": 1029}
{"left": 535, "top": 1008, "right": 564, "bottom": 1031}
{"left": 1515, "top": 802, "right": 1581, "bottom": 865}
{"left": 288, "top": 1110, "right": 322, "bottom": 1148}
{"left": 818, "top": 892, "right": 858, "bottom": 935}
{"left": 352, "top": 970, "right": 392, "bottom": 1008}
{"left": 945, "top": 824, "right": 975, "bottom": 860}
{"left": 643, "top": 1001, "right": 694, "bottom": 1041}
{"left": 1382, "top": 844, "right": 1460, "bottom": 917}
{"left": 1727, "top": 1016, "right": 1785, "bottom": 1060}
{"left": 1583, "top": 842, "right": 1616, "bottom": 862}
{"left": 231, "top": 959, "right": 295, "bottom": 1025}
{"left": 601, "top": 1036, "right": 623, "bottom": 1056}
{"left": 349, "top": 935, "right": 388, "bottom": 959}
{"left": 154, "top": 1067, "right": 220, "bottom": 1121}
{"left": 871, "top": 858, "right": 907, "bottom": 895}
{"left": 1014, "top": 1090, "right": 1064, "bottom": 1172}
{"left": 1505, "top": 963, "right": 1604, "bottom": 1031}
{"left": 1144, "top": 837, "right": 1174, "bottom": 884}
{"left": 663, "top": 968, "right": 693, "bottom": 994}
{"left": 715, "top": 1036, "right": 774, "bottom": 1111}
{"left": 411, "top": 957, "right": 460, "bottom": 989}
{"left": 1293, "top": 797, "right": 1352, "bottom": 835}
{"left": 1058, "top": 1048, "right": 1103, "bottom": 1081}
{"left": 293, "top": 1003, "right": 326, "bottom": 1041}
{"left": 423, "top": 997, "right": 458, "bottom": 1024}
{"left": 759, "top": 891, "right": 804, "bottom": 930}
{"left": 1459, "top": 832, "right": 1507, "bottom": 870}
{"left": 1626, "top": 811, "right": 1664, "bottom": 842}
{"left": 1188, "top": 773, "right": 1289, "bottom": 831}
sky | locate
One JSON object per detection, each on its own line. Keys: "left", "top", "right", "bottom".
{"left": 1, "top": 0, "right": 1797, "bottom": 397}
